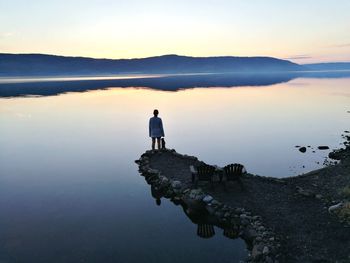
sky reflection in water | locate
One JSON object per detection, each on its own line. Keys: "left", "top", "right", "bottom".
{"left": 0, "top": 77, "right": 349, "bottom": 262}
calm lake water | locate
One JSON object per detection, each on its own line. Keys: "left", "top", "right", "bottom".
{"left": 0, "top": 75, "right": 349, "bottom": 262}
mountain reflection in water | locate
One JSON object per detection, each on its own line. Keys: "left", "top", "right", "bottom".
{"left": 0, "top": 70, "right": 348, "bottom": 98}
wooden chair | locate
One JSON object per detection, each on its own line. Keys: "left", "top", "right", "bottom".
{"left": 191, "top": 164, "right": 216, "bottom": 187}
{"left": 197, "top": 224, "right": 215, "bottom": 238}
{"left": 223, "top": 226, "right": 239, "bottom": 239}
{"left": 224, "top": 163, "right": 245, "bottom": 181}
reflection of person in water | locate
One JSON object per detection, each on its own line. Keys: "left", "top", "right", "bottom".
{"left": 151, "top": 185, "right": 162, "bottom": 206}
{"left": 149, "top": 109, "right": 165, "bottom": 150}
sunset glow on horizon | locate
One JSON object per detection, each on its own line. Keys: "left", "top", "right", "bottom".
{"left": 0, "top": 0, "right": 350, "bottom": 63}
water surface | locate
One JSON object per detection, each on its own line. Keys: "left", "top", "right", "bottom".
{"left": 0, "top": 76, "right": 349, "bottom": 262}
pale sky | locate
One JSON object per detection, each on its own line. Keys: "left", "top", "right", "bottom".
{"left": 0, "top": 0, "right": 349, "bottom": 63}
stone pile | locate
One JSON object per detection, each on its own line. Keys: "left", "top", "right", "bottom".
{"left": 136, "top": 149, "right": 282, "bottom": 263}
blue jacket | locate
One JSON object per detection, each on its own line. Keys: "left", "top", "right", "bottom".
{"left": 149, "top": 116, "right": 165, "bottom": 138}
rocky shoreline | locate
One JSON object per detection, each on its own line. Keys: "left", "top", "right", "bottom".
{"left": 135, "top": 136, "right": 350, "bottom": 263}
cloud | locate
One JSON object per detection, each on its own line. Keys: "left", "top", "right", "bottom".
{"left": 0, "top": 32, "right": 15, "bottom": 39}
{"left": 285, "top": 54, "right": 312, "bottom": 60}
{"left": 15, "top": 113, "right": 32, "bottom": 119}
{"left": 327, "top": 43, "right": 350, "bottom": 48}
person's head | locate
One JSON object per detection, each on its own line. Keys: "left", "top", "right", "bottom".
{"left": 153, "top": 109, "right": 159, "bottom": 116}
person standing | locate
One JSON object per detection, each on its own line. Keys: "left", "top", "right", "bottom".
{"left": 149, "top": 109, "right": 164, "bottom": 150}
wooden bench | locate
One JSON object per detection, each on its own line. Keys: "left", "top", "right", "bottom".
{"left": 224, "top": 163, "right": 245, "bottom": 181}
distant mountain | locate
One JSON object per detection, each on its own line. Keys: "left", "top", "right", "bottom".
{"left": 304, "top": 62, "right": 350, "bottom": 71}
{"left": 0, "top": 53, "right": 304, "bottom": 76}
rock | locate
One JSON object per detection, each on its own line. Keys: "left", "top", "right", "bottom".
{"left": 255, "top": 236, "right": 262, "bottom": 242}
{"left": 242, "top": 227, "right": 258, "bottom": 242}
{"left": 258, "top": 226, "right": 265, "bottom": 232}
{"left": 299, "top": 147, "right": 307, "bottom": 153}
{"left": 252, "top": 244, "right": 263, "bottom": 260}
{"left": 328, "top": 149, "right": 345, "bottom": 160}
{"left": 164, "top": 189, "right": 174, "bottom": 198}
{"left": 240, "top": 214, "right": 248, "bottom": 219}
{"left": 205, "top": 204, "right": 217, "bottom": 215}
{"left": 211, "top": 200, "right": 221, "bottom": 206}
{"left": 315, "top": 194, "right": 323, "bottom": 199}
{"left": 159, "top": 176, "right": 169, "bottom": 184}
{"left": 235, "top": 208, "right": 244, "bottom": 214}
{"left": 214, "top": 211, "right": 224, "bottom": 218}
{"left": 318, "top": 146, "right": 330, "bottom": 150}
{"left": 265, "top": 256, "right": 273, "bottom": 263}
{"left": 241, "top": 218, "right": 249, "bottom": 226}
{"left": 172, "top": 196, "right": 181, "bottom": 202}
{"left": 296, "top": 186, "right": 315, "bottom": 197}
{"left": 173, "top": 188, "right": 181, "bottom": 194}
{"left": 263, "top": 246, "right": 269, "bottom": 255}
{"left": 202, "top": 195, "right": 214, "bottom": 203}
{"left": 223, "top": 212, "right": 231, "bottom": 218}
{"left": 171, "top": 181, "right": 182, "bottom": 189}
{"left": 182, "top": 189, "right": 190, "bottom": 194}
{"left": 188, "top": 189, "right": 205, "bottom": 201}
{"left": 148, "top": 168, "right": 159, "bottom": 174}
{"left": 328, "top": 202, "right": 344, "bottom": 213}
{"left": 254, "top": 221, "right": 261, "bottom": 226}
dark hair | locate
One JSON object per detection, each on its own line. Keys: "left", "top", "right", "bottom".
{"left": 153, "top": 109, "right": 159, "bottom": 116}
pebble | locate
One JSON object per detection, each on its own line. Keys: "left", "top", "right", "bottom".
{"left": 241, "top": 219, "right": 249, "bottom": 226}
{"left": 252, "top": 244, "right": 263, "bottom": 259}
{"left": 202, "top": 195, "right": 214, "bottom": 203}
{"left": 258, "top": 226, "right": 265, "bottom": 232}
{"left": 224, "top": 212, "right": 231, "bottom": 218}
{"left": 328, "top": 202, "right": 344, "bottom": 213}
{"left": 211, "top": 200, "right": 220, "bottom": 206}
{"left": 263, "top": 246, "right": 270, "bottom": 255}
{"left": 315, "top": 194, "right": 323, "bottom": 199}
{"left": 171, "top": 180, "right": 182, "bottom": 189}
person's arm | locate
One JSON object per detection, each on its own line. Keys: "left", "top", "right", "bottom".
{"left": 160, "top": 118, "right": 165, "bottom": 137}
{"left": 149, "top": 118, "right": 152, "bottom": 137}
